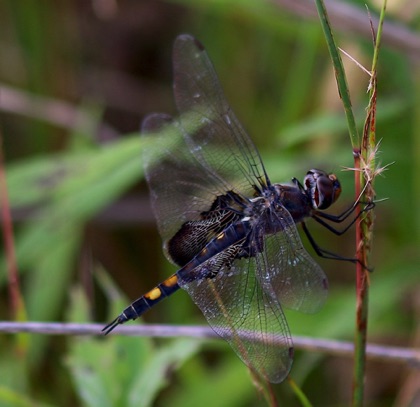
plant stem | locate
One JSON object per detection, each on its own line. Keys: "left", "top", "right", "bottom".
{"left": 314, "top": 0, "right": 359, "bottom": 148}
{"left": 352, "top": 2, "right": 386, "bottom": 405}
{"left": 315, "top": 1, "right": 386, "bottom": 405}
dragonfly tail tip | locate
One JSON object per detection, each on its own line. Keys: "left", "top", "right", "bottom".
{"left": 102, "top": 317, "right": 120, "bottom": 335}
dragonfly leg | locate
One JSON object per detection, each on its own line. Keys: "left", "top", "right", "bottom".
{"left": 312, "top": 201, "right": 374, "bottom": 235}
{"left": 301, "top": 221, "right": 372, "bottom": 271}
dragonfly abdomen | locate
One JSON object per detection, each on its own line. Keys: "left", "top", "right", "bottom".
{"left": 102, "top": 274, "right": 180, "bottom": 334}
{"left": 103, "top": 223, "right": 250, "bottom": 335}
{"left": 178, "top": 221, "right": 250, "bottom": 283}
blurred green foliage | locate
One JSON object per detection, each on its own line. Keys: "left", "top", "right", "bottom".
{"left": 0, "top": 0, "right": 419, "bottom": 406}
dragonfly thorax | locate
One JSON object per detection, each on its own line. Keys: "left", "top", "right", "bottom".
{"left": 270, "top": 183, "right": 312, "bottom": 224}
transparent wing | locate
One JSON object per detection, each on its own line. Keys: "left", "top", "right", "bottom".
{"left": 256, "top": 207, "right": 328, "bottom": 314}
{"left": 142, "top": 113, "right": 235, "bottom": 261}
{"left": 142, "top": 34, "right": 271, "bottom": 260}
{"left": 173, "top": 34, "right": 270, "bottom": 196}
{"left": 176, "top": 208, "right": 327, "bottom": 382}
{"left": 178, "top": 254, "right": 293, "bottom": 384}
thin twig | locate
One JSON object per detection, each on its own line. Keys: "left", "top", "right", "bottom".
{"left": 338, "top": 47, "right": 372, "bottom": 77}
{"left": 0, "top": 322, "right": 418, "bottom": 367}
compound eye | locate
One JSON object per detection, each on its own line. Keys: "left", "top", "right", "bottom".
{"left": 304, "top": 169, "right": 341, "bottom": 210}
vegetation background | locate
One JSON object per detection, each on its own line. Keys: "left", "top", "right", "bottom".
{"left": 0, "top": 0, "right": 419, "bottom": 406}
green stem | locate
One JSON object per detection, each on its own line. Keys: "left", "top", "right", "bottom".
{"left": 314, "top": 1, "right": 386, "bottom": 405}
{"left": 314, "top": 0, "right": 359, "bottom": 148}
{"left": 353, "top": 2, "right": 386, "bottom": 406}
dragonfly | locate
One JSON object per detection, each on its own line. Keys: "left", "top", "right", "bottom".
{"left": 103, "top": 34, "right": 367, "bottom": 383}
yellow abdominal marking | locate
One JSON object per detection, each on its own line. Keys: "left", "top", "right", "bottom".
{"left": 217, "top": 232, "right": 225, "bottom": 240}
{"left": 163, "top": 275, "right": 178, "bottom": 287}
{"left": 145, "top": 287, "right": 162, "bottom": 301}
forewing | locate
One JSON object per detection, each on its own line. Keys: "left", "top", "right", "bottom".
{"left": 173, "top": 34, "right": 270, "bottom": 196}
{"left": 256, "top": 207, "right": 328, "bottom": 314}
{"left": 142, "top": 35, "right": 275, "bottom": 261}
{"left": 178, "top": 254, "right": 293, "bottom": 384}
{"left": 142, "top": 114, "right": 232, "bottom": 259}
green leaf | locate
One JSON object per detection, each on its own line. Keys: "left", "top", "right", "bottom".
{"left": 67, "top": 335, "right": 201, "bottom": 407}
{"left": 127, "top": 338, "right": 202, "bottom": 407}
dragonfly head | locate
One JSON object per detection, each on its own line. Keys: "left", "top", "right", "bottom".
{"left": 304, "top": 169, "right": 341, "bottom": 210}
